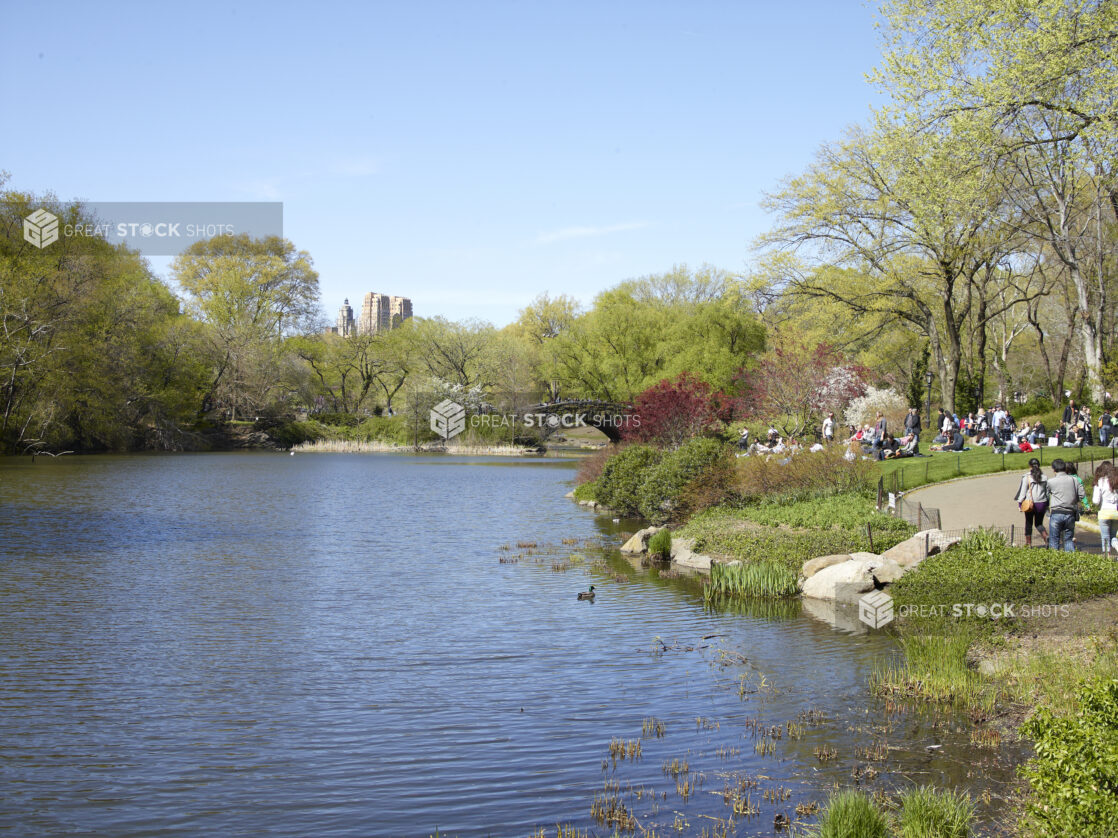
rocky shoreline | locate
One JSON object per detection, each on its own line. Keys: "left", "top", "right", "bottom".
{"left": 568, "top": 491, "right": 962, "bottom": 605}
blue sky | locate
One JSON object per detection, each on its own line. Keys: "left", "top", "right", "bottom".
{"left": 2, "top": 1, "right": 884, "bottom": 326}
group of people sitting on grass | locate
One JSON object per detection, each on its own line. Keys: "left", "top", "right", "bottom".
{"left": 734, "top": 426, "right": 824, "bottom": 457}
{"left": 852, "top": 399, "right": 1118, "bottom": 460}
{"left": 840, "top": 412, "right": 921, "bottom": 461}
{"left": 1015, "top": 457, "right": 1118, "bottom": 554}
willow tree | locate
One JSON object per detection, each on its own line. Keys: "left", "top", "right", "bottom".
{"left": 545, "top": 268, "right": 763, "bottom": 402}
{"left": 759, "top": 122, "right": 1036, "bottom": 412}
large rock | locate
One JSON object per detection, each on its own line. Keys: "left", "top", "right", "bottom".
{"left": 620, "top": 525, "right": 662, "bottom": 554}
{"left": 801, "top": 554, "right": 851, "bottom": 580}
{"left": 881, "top": 529, "right": 961, "bottom": 568}
{"left": 801, "top": 560, "right": 876, "bottom": 603}
{"left": 670, "top": 537, "right": 715, "bottom": 572}
{"left": 868, "top": 557, "right": 905, "bottom": 584}
{"left": 849, "top": 551, "right": 881, "bottom": 564}
{"left": 670, "top": 537, "right": 714, "bottom": 572}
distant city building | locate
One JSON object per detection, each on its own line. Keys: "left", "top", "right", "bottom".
{"left": 336, "top": 298, "right": 355, "bottom": 336}
{"left": 389, "top": 295, "right": 412, "bottom": 328}
{"left": 357, "top": 292, "right": 412, "bottom": 334}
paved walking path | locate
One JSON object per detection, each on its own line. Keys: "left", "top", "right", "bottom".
{"left": 905, "top": 464, "right": 1105, "bottom": 552}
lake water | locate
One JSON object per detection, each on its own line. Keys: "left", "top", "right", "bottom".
{"left": 0, "top": 453, "right": 1022, "bottom": 836}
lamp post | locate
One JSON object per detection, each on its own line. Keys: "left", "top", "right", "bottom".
{"left": 925, "top": 370, "right": 934, "bottom": 433}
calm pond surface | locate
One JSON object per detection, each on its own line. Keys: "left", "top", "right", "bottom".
{"left": 0, "top": 453, "right": 1022, "bottom": 836}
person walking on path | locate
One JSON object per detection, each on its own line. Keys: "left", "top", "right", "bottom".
{"left": 1091, "top": 462, "right": 1118, "bottom": 557}
{"left": 1014, "top": 457, "right": 1049, "bottom": 547}
{"left": 1046, "top": 459, "right": 1087, "bottom": 552}
{"left": 1066, "top": 461, "right": 1091, "bottom": 547}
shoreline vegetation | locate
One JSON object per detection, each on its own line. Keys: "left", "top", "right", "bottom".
{"left": 292, "top": 438, "right": 545, "bottom": 456}
{"left": 570, "top": 439, "right": 1118, "bottom": 836}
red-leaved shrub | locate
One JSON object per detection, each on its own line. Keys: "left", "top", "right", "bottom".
{"left": 624, "top": 373, "right": 721, "bottom": 447}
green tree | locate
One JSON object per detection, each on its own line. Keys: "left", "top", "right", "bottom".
{"left": 513, "top": 292, "right": 582, "bottom": 399}
{"left": 1, "top": 184, "right": 208, "bottom": 452}
{"left": 760, "top": 122, "right": 1037, "bottom": 412}
{"left": 172, "top": 234, "right": 319, "bottom": 419}
{"left": 875, "top": 0, "right": 1118, "bottom": 401}
{"left": 546, "top": 267, "right": 763, "bottom": 401}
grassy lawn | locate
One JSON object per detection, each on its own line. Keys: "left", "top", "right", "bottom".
{"left": 877, "top": 444, "right": 1116, "bottom": 492}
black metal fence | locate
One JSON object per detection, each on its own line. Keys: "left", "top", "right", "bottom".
{"left": 879, "top": 445, "right": 1116, "bottom": 495}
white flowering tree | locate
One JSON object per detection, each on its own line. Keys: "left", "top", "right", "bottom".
{"left": 844, "top": 387, "right": 908, "bottom": 437}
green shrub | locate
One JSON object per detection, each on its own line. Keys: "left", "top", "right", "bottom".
{"left": 572, "top": 482, "right": 599, "bottom": 502}
{"left": 637, "top": 437, "right": 725, "bottom": 522}
{"left": 1020, "top": 679, "right": 1118, "bottom": 837}
{"left": 313, "top": 412, "right": 362, "bottom": 427}
{"left": 1016, "top": 396, "right": 1055, "bottom": 419}
{"left": 812, "top": 790, "right": 889, "bottom": 838}
{"left": 266, "top": 420, "right": 324, "bottom": 448}
{"left": 576, "top": 445, "right": 616, "bottom": 486}
{"left": 647, "top": 528, "right": 672, "bottom": 559}
{"left": 891, "top": 542, "right": 1118, "bottom": 611}
{"left": 896, "top": 786, "right": 975, "bottom": 838}
{"left": 595, "top": 444, "right": 664, "bottom": 516}
{"left": 705, "top": 560, "right": 798, "bottom": 599}
{"left": 354, "top": 415, "right": 409, "bottom": 444}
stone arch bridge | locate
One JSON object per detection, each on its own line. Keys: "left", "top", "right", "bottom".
{"left": 520, "top": 400, "right": 633, "bottom": 443}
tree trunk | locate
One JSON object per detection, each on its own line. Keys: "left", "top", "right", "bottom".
{"left": 1070, "top": 264, "right": 1105, "bottom": 402}
{"left": 975, "top": 290, "right": 988, "bottom": 404}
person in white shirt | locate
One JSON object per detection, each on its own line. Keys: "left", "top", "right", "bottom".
{"left": 822, "top": 412, "right": 835, "bottom": 443}
{"left": 1092, "top": 462, "right": 1118, "bottom": 556}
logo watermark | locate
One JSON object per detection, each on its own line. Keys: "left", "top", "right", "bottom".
{"left": 859, "top": 590, "right": 894, "bottom": 628}
{"left": 423, "top": 393, "right": 638, "bottom": 443}
{"left": 19, "top": 202, "right": 283, "bottom": 255}
{"left": 23, "top": 209, "right": 59, "bottom": 248}
{"left": 857, "top": 590, "right": 1072, "bottom": 630}
{"left": 430, "top": 399, "right": 467, "bottom": 440}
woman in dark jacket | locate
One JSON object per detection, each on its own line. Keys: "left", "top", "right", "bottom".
{"left": 1014, "top": 458, "right": 1049, "bottom": 546}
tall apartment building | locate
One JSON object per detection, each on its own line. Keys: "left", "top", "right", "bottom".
{"left": 357, "top": 292, "right": 413, "bottom": 334}
{"left": 335, "top": 298, "right": 355, "bottom": 336}
{"left": 389, "top": 295, "right": 412, "bottom": 328}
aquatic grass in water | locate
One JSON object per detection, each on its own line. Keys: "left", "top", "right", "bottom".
{"left": 809, "top": 789, "right": 889, "bottom": 838}
{"left": 872, "top": 631, "right": 996, "bottom": 712}
{"left": 705, "top": 560, "right": 799, "bottom": 600}
{"left": 896, "top": 785, "right": 975, "bottom": 838}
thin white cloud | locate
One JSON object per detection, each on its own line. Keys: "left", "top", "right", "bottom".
{"left": 534, "top": 221, "right": 648, "bottom": 245}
